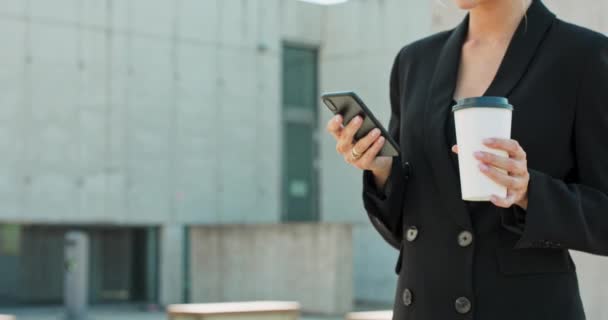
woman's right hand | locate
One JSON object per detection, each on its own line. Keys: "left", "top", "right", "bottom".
{"left": 326, "top": 113, "right": 393, "bottom": 188}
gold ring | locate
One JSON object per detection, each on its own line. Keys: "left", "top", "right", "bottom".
{"left": 351, "top": 146, "right": 363, "bottom": 160}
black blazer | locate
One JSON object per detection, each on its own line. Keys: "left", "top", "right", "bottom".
{"left": 361, "top": 1, "right": 608, "bottom": 319}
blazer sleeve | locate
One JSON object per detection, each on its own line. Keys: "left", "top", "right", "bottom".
{"left": 361, "top": 48, "right": 409, "bottom": 249}
{"left": 502, "top": 38, "right": 608, "bottom": 256}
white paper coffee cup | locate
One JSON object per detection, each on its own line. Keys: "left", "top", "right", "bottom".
{"left": 452, "top": 97, "right": 513, "bottom": 201}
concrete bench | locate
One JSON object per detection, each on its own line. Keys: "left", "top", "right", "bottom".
{"left": 345, "top": 310, "right": 392, "bottom": 320}
{"left": 167, "top": 301, "right": 300, "bottom": 320}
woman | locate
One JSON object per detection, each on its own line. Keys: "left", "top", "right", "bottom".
{"left": 326, "top": 0, "right": 607, "bottom": 319}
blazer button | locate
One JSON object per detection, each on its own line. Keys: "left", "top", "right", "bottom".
{"left": 455, "top": 296, "right": 471, "bottom": 314}
{"left": 403, "top": 288, "right": 413, "bottom": 306}
{"left": 403, "top": 161, "right": 411, "bottom": 179}
{"left": 406, "top": 226, "right": 418, "bottom": 242}
{"left": 458, "top": 230, "right": 473, "bottom": 247}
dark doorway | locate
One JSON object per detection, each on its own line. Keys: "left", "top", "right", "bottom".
{"left": 0, "top": 224, "right": 158, "bottom": 306}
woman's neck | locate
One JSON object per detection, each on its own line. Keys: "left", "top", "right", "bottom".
{"left": 467, "top": 0, "right": 532, "bottom": 43}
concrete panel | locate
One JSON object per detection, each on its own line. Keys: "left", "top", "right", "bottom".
{"left": 257, "top": 0, "right": 281, "bottom": 53}
{"left": 178, "top": 0, "right": 218, "bottom": 43}
{"left": 0, "top": 172, "right": 22, "bottom": 219}
{"left": 29, "top": 24, "right": 79, "bottom": 180}
{"left": 108, "top": 34, "right": 129, "bottom": 176}
{"left": 29, "top": 21, "right": 79, "bottom": 70}
{"left": 550, "top": 0, "right": 608, "bottom": 33}
{"left": 173, "top": 90, "right": 216, "bottom": 224}
{"left": 108, "top": 100, "right": 126, "bottom": 172}
{"left": 382, "top": 0, "right": 431, "bottom": 53}
{"left": 0, "top": 18, "right": 24, "bottom": 64}
{"left": 80, "top": 30, "right": 108, "bottom": 110}
{"left": 28, "top": 121, "right": 79, "bottom": 174}
{"left": 177, "top": 42, "right": 216, "bottom": 103}
{"left": 215, "top": 0, "right": 258, "bottom": 50}
{"left": 28, "top": 0, "right": 80, "bottom": 23}
{"left": 79, "top": 108, "right": 106, "bottom": 172}
{"left": 25, "top": 173, "right": 77, "bottom": 221}
{"left": 105, "top": 172, "right": 127, "bottom": 222}
{"left": 322, "top": 2, "right": 364, "bottom": 57}
{"left": 0, "top": 0, "right": 26, "bottom": 15}
{"left": 279, "top": 0, "right": 323, "bottom": 45}
{"left": 126, "top": 85, "right": 172, "bottom": 224}
{"left": 189, "top": 223, "right": 353, "bottom": 315}
{"left": 81, "top": 0, "right": 108, "bottom": 29}
{"left": 109, "top": 39, "right": 128, "bottom": 94}
{"left": 218, "top": 93, "right": 259, "bottom": 224}
{"left": 219, "top": 47, "right": 258, "bottom": 99}
{"left": 126, "top": 169, "right": 171, "bottom": 224}
{"left": 131, "top": 0, "right": 175, "bottom": 38}
{"left": 129, "top": 36, "right": 172, "bottom": 95}
{"left": 0, "top": 121, "right": 22, "bottom": 168}
{"left": 160, "top": 224, "right": 184, "bottom": 305}
{"left": 126, "top": 35, "right": 173, "bottom": 225}
{"left": 255, "top": 53, "right": 281, "bottom": 222}
{"left": 29, "top": 0, "right": 79, "bottom": 23}
{"left": 0, "top": 21, "right": 24, "bottom": 217}
{"left": 78, "top": 172, "right": 106, "bottom": 222}
{"left": 0, "top": 12, "right": 23, "bottom": 170}
{"left": 110, "top": 0, "right": 131, "bottom": 32}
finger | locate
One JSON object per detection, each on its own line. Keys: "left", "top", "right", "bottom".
{"left": 451, "top": 144, "right": 458, "bottom": 154}
{"left": 356, "top": 136, "right": 385, "bottom": 168}
{"left": 474, "top": 151, "right": 526, "bottom": 176}
{"left": 326, "top": 114, "right": 343, "bottom": 139}
{"left": 337, "top": 115, "right": 363, "bottom": 154}
{"left": 483, "top": 138, "right": 526, "bottom": 160}
{"left": 478, "top": 162, "right": 523, "bottom": 190}
{"left": 490, "top": 192, "right": 517, "bottom": 208}
{"left": 352, "top": 128, "right": 382, "bottom": 157}
{"left": 342, "top": 115, "right": 364, "bottom": 143}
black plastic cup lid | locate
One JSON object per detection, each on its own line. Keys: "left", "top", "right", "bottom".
{"left": 452, "top": 96, "right": 513, "bottom": 112}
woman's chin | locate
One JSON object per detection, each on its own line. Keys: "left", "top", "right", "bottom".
{"left": 452, "top": 0, "right": 479, "bottom": 10}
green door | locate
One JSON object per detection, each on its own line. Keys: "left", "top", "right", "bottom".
{"left": 281, "top": 45, "right": 319, "bottom": 222}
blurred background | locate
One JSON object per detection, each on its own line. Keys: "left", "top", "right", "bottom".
{"left": 0, "top": 0, "right": 606, "bottom": 319}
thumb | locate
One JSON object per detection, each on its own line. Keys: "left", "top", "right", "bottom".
{"left": 451, "top": 144, "right": 458, "bottom": 153}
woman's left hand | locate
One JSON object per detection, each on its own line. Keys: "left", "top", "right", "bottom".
{"left": 452, "top": 138, "right": 530, "bottom": 209}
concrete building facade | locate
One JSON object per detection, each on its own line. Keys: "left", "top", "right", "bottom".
{"left": 0, "top": 0, "right": 606, "bottom": 317}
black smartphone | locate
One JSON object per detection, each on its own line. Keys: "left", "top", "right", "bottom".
{"left": 321, "top": 91, "right": 400, "bottom": 157}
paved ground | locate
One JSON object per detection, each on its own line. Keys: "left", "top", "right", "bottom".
{"left": 0, "top": 302, "right": 392, "bottom": 320}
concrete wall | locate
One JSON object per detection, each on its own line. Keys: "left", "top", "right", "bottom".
{"left": 0, "top": 0, "right": 300, "bottom": 226}
{"left": 189, "top": 223, "right": 353, "bottom": 315}
{"left": 0, "top": 0, "right": 325, "bottom": 305}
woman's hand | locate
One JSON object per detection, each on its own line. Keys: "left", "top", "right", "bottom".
{"left": 326, "top": 113, "right": 392, "bottom": 174}
{"left": 452, "top": 138, "right": 530, "bottom": 209}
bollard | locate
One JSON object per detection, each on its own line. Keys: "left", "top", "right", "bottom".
{"left": 64, "top": 231, "right": 89, "bottom": 320}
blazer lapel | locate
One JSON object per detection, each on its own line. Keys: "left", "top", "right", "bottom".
{"left": 484, "top": 0, "right": 556, "bottom": 97}
{"left": 423, "top": 15, "right": 470, "bottom": 230}
{"left": 422, "top": 0, "right": 555, "bottom": 231}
